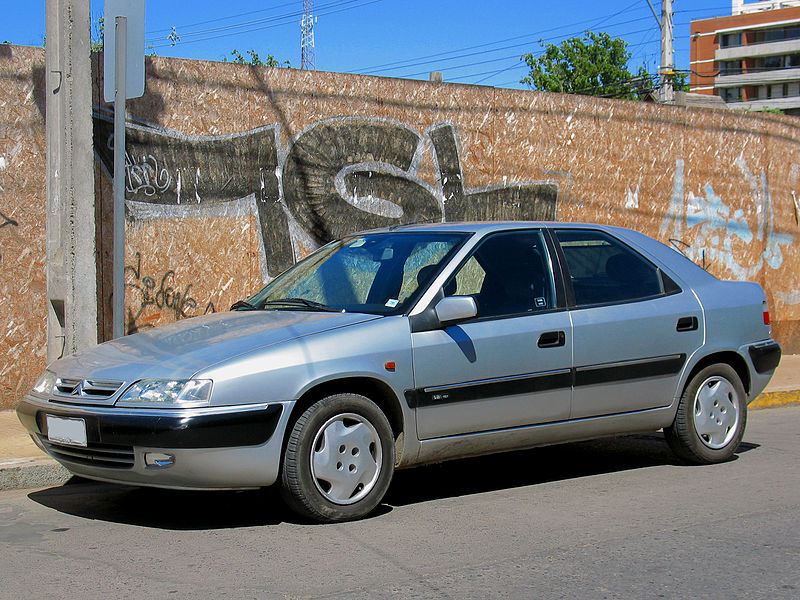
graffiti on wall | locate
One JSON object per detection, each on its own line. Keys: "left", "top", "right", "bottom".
{"left": 0, "top": 209, "right": 18, "bottom": 264}
{"left": 94, "top": 109, "right": 562, "bottom": 284}
{"left": 660, "top": 158, "right": 795, "bottom": 301}
{"left": 124, "top": 251, "right": 216, "bottom": 334}
{"left": 0, "top": 210, "right": 17, "bottom": 230}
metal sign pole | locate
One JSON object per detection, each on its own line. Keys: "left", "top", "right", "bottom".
{"left": 112, "top": 15, "right": 127, "bottom": 339}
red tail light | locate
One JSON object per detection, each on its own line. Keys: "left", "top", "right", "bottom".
{"left": 763, "top": 311, "right": 770, "bottom": 325}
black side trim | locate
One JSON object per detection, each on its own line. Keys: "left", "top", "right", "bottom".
{"left": 404, "top": 354, "right": 687, "bottom": 409}
{"left": 748, "top": 342, "right": 781, "bottom": 374}
{"left": 17, "top": 401, "right": 283, "bottom": 450}
{"left": 574, "top": 354, "right": 686, "bottom": 387}
{"left": 407, "top": 370, "right": 572, "bottom": 408}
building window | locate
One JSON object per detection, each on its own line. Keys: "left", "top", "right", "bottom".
{"left": 720, "top": 87, "right": 743, "bottom": 103}
{"left": 754, "top": 25, "right": 800, "bottom": 44}
{"left": 720, "top": 32, "right": 742, "bottom": 48}
{"left": 753, "top": 54, "right": 800, "bottom": 72}
{"left": 719, "top": 60, "right": 742, "bottom": 74}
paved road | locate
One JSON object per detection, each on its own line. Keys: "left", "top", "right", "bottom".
{"left": 2, "top": 406, "right": 799, "bottom": 600}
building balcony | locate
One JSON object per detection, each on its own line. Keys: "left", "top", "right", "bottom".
{"left": 716, "top": 38, "right": 800, "bottom": 60}
{"left": 715, "top": 66, "right": 800, "bottom": 87}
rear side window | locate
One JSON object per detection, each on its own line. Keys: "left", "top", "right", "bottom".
{"left": 555, "top": 229, "right": 664, "bottom": 306}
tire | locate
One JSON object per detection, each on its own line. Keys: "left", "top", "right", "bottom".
{"left": 280, "top": 393, "right": 395, "bottom": 522}
{"left": 665, "top": 363, "right": 747, "bottom": 464}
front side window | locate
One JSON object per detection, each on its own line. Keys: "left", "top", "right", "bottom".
{"left": 445, "top": 230, "right": 555, "bottom": 319}
{"left": 555, "top": 229, "right": 664, "bottom": 307}
{"left": 247, "top": 232, "right": 467, "bottom": 315}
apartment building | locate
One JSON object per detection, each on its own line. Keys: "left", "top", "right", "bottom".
{"left": 690, "top": 0, "right": 800, "bottom": 113}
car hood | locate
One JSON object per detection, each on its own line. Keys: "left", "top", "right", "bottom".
{"left": 51, "top": 310, "right": 381, "bottom": 382}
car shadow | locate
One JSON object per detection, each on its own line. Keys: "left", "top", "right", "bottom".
{"left": 26, "top": 434, "right": 760, "bottom": 530}
{"left": 384, "top": 434, "right": 759, "bottom": 507}
{"left": 28, "top": 481, "right": 295, "bottom": 530}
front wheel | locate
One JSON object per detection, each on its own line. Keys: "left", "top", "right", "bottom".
{"left": 665, "top": 364, "right": 747, "bottom": 464}
{"left": 280, "top": 393, "right": 395, "bottom": 522}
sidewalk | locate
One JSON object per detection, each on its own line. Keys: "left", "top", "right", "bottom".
{"left": 2, "top": 356, "right": 799, "bottom": 491}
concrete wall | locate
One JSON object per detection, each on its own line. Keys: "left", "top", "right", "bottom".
{"left": 2, "top": 45, "right": 800, "bottom": 409}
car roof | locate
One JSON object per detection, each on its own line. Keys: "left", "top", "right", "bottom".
{"left": 358, "top": 221, "right": 622, "bottom": 235}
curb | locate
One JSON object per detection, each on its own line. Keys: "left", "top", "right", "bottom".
{"left": 0, "top": 457, "right": 71, "bottom": 492}
{"left": 750, "top": 390, "right": 800, "bottom": 410}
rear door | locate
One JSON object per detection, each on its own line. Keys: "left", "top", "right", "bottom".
{"left": 411, "top": 229, "right": 573, "bottom": 440}
{"left": 553, "top": 228, "right": 703, "bottom": 418}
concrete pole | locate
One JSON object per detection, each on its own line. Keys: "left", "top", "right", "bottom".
{"left": 45, "top": 0, "right": 98, "bottom": 361}
{"left": 660, "top": 0, "right": 675, "bottom": 104}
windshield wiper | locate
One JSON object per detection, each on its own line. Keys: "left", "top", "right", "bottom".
{"left": 230, "top": 300, "right": 257, "bottom": 311}
{"left": 262, "top": 298, "right": 343, "bottom": 312}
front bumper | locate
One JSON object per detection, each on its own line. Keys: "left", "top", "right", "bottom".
{"left": 17, "top": 396, "right": 290, "bottom": 490}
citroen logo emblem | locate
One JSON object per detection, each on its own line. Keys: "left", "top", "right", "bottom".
{"left": 71, "top": 381, "right": 83, "bottom": 396}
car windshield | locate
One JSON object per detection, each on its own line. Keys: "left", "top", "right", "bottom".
{"left": 245, "top": 231, "right": 469, "bottom": 315}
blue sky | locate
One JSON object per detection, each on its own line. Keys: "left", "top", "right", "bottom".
{"left": 3, "top": 1, "right": 740, "bottom": 89}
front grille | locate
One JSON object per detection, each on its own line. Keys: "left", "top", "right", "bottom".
{"left": 39, "top": 436, "right": 135, "bottom": 469}
{"left": 54, "top": 378, "right": 124, "bottom": 401}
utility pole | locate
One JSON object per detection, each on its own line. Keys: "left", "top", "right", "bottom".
{"left": 45, "top": 0, "right": 98, "bottom": 361}
{"left": 659, "top": 0, "right": 675, "bottom": 103}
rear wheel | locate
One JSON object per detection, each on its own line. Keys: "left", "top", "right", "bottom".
{"left": 280, "top": 393, "right": 395, "bottom": 522}
{"left": 665, "top": 363, "right": 747, "bottom": 464}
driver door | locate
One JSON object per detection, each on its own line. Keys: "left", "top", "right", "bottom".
{"left": 410, "top": 230, "right": 573, "bottom": 440}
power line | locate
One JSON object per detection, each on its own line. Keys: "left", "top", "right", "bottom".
{"left": 395, "top": 25, "right": 661, "bottom": 80}
{"left": 360, "top": 5, "right": 724, "bottom": 80}
{"left": 372, "top": 18, "right": 657, "bottom": 78}
{"left": 147, "top": 2, "right": 298, "bottom": 36}
{"left": 147, "top": 0, "right": 383, "bottom": 48}
{"left": 354, "top": 1, "right": 649, "bottom": 73}
{"left": 146, "top": 0, "right": 358, "bottom": 42}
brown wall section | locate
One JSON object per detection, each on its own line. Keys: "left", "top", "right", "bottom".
{"left": 1, "top": 45, "right": 800, "bottom": 409}
{"left": 0, "top": 45, "right": 47, "bottom": 410}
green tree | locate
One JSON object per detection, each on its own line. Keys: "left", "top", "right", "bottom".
{"left": 674, "top": 70, "right": 690, "bottom": 92}
{"left": 91, "top": 16, "right": 104, "bottom": 52}
{"left": 226, "top": 49, "right": 291, "bottom": 68}
{"left": 521, "top": 31, "right": 644, "bottom": 100}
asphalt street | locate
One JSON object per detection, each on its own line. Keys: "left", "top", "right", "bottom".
{"left": 1, "top": 405, "right": 799, "bottom": 600}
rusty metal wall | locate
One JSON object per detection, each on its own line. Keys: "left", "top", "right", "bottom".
{"left": 1, "top": 46, "right": 799, "bottom": 409}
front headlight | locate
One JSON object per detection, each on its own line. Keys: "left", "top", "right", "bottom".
{"left": 115, "top": 379, "right": 213, "bottom": 408}
{"left": 32, "top": 371, "right": 57, "bottom": 395}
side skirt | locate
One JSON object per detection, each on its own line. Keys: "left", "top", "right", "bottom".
{"left": 405, "top": 405, "right": 676, "bottom": 468}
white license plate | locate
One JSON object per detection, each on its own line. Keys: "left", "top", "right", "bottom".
{"left": 46, "top": 415, "right": 88, "bottom": 447}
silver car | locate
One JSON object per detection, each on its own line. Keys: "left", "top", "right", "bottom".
{"left": 18, "top": 222, "right": 781, "bottom": 522}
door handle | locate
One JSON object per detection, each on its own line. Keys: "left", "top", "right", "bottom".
{"left": 538, "top": 331, "right": 566, "bottom": 348}
{"left": 676, "top": 316, "right": 698, "bottom": 332}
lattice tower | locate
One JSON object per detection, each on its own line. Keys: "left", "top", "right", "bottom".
{"left": 300, "top": 0, "right": 316, "bottom": 70}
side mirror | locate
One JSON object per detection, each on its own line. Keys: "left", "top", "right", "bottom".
{"left": 434, "top": 296, "right": 478, "bottom": 327}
